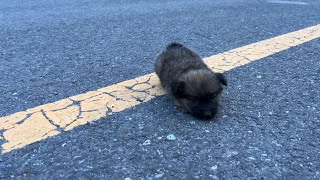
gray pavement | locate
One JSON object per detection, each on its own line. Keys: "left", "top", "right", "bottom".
{"left": 1, "top": 0, "right": 320, "bottom": 179}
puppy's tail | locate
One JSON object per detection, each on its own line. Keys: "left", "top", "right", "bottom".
{"left": 166, "top": 42, "right": 184, "bottom": 50}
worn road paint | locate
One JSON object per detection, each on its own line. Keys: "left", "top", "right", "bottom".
{"left": 267, "top": 1, "right": 308, "bottom": 5}
{"left": 1, "top": 24, "right": 320, "bottom": 153}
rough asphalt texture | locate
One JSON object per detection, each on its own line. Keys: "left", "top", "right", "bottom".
{"left": 0, "top": 0, "right": 320, "bottom": 179}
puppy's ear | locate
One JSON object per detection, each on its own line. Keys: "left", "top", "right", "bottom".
{"left": 171, "top": 80, "right": 185, "bottom": 98}
{"left": 216, "top": 73, "right": 227, "bottom": 86}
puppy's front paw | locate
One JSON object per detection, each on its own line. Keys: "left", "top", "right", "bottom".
{"left": 173, "top": 100, "right": 188, "bottom": 113}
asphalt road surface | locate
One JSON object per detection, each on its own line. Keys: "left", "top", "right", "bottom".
{"left": 1, "top": 0, "right": 320, "bottom": 179}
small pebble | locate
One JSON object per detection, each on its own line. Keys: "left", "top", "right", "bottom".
{"left": 209, "top": 175, "right": 219, "bottom": 180}
{"left": 166, "top": 134, "right": 176, "bottom": 141}
{"left": 257, "top": 75, "right": 262, "bottom": 79}
{"left": 12, "top": 92, "right": 18, "bottom": 95}
{"left": 143, "top": 140, "right": 151, "bottom": 145}
{"left": 210, "top": 165, "right": 218, "bottom": 170}
{"left": 222, "top": 150, "right": 239, "bottom": 158}
{"left": 155, "top": 173, "right": 164, "bottom": 178}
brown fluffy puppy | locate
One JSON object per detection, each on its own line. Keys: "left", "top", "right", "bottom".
{"left": 155, "top": 43, "right": 227, "bottom": 119}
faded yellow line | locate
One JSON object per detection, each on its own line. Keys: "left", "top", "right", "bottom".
{"left": 1, "top": 24, "right": 320, "bottom": 153}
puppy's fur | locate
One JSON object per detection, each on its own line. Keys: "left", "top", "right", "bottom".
{"left": 155, "top": 43, "right": 227, "bottom": 119}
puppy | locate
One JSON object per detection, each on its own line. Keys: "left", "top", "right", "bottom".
{"left": 155, "top": 43, "right": 227, "bottom": 119}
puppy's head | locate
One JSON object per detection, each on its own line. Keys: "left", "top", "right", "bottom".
{"left": 171, "top": 69, "right": 227, "bottom": 120}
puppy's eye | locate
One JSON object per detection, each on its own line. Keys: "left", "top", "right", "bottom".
{"left": 209, "top": 93, "right": 218, "bottom": 98}
{"left": 186, "top": 96, "right": 197, "bottom": 101}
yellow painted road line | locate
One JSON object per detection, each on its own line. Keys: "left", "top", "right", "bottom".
{"left": 1, "top": 24, "right": 320, "bottom": 154}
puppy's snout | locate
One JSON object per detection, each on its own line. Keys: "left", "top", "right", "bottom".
{"left": 195, "top": 110, "right": 215, "bottom": 120}
{"left": 204, "top": 111, "right": 212, "bottom": 118}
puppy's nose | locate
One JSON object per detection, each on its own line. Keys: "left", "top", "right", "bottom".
{"left": 203, "top": 111, "right": 212, "bottom": 118}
